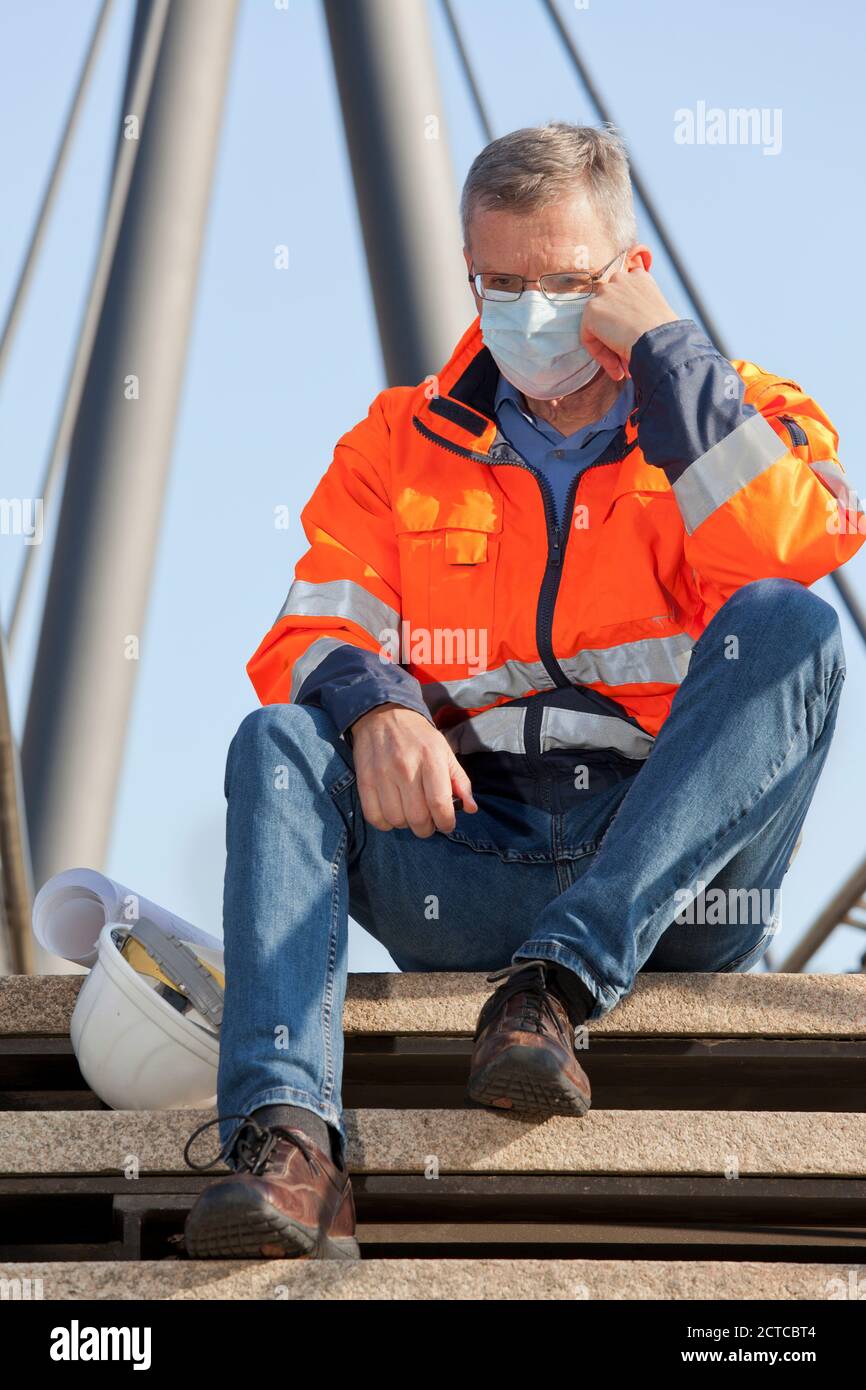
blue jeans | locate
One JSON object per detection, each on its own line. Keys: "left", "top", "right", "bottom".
{"left": 218, "top": 579, "right": 845, "bottom": 1161}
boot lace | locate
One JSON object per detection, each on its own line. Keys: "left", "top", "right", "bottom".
{"left": 183, "top": 1112, "right": 322, "bottom": 1178}
{"left": 475, "top": 960, "right": 566, "bottom": 1040}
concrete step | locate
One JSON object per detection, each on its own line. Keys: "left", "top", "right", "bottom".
{"left": 1, "top": 1107, "right": 863, "bottom": 1177}
{"left": 1, "top": 1257, "right": 863, "bottom": 1300}
{"left": 2, "top": 970, "right": 865, "bottom": 1037}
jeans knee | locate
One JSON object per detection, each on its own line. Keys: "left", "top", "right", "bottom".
{"left": 224, "top": 703, "right": 339, "bottom": 798}
{"left": 723, "top": 578, "right": 844, "bottom": 671}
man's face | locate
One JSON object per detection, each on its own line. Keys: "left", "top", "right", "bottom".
{"left": 463, "top": 193, "right": 620, "bottom": 307}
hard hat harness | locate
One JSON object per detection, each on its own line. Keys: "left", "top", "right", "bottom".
{"left": 120, "top": 917, "right": 224, "bottom": 1030}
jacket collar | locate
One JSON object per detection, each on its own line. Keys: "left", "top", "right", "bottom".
{"left": 410, "top": 319, "right": 499, "bottom": 457}
{"left": 412, "top": 316, "right": 641, "bottom": 461}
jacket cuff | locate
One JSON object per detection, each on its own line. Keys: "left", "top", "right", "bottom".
{"left": 295, "top": 643, "right": 434, "bottom": 738}
{"left": 630, "top": 319, "right": 713, "bottom": 404}
{"left": 630, "top": 319, "right": 752, "bottom": 484}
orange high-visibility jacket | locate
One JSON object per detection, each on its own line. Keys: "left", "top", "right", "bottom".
{"left": 248, "top": 317, "right": 864, "bottom": 798}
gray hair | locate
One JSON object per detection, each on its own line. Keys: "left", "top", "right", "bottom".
{"left": 460, "top": 122, "right": 637, "bottom": 250}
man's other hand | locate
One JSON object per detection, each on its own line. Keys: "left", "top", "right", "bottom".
{"left": 349, "top": 704, "right": 478, "bottom": 837}
{"left": 581, "top": 264, "right": 678, "bottom": 381}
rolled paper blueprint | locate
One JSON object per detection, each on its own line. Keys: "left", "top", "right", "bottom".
{"left": 32, "top": 867, "right": 221, "bottom": 968}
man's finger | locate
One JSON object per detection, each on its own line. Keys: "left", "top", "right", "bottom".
{"left": 400, "top": 777, "right": 435, "bottom": 838}
{"left": 421, "top": 755, "right": 458, "bottom": 833}
{"left": 582, "top": 330, "right": 627, "bottom": 381}
{"left": 358, "top": 779, "right": 391, "bottom": 832}
{"left": 449, "top": 757, "right": 478, "bottom": 813}
{"left": 378, "top": 778, "right": 408, "bottom": 830}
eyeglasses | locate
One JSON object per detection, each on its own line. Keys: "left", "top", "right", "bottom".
{"left": 468, "top": 250, "right": 627, "bottom": 303}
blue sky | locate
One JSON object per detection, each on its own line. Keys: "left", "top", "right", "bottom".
{"left": 0, "top": 0, "right": 864, "bottom": 972}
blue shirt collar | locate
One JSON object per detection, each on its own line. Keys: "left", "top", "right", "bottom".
{"left": 494, "top": 371, "right": 634, "bottom": 446}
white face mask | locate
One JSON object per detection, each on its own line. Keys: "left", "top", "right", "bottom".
{"left": 480, "top": 289, "right": 601, "bottom": 399}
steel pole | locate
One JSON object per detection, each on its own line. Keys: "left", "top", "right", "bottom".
{"left": 0, "top": 0, "right": 115, "bottom": 389}
{"left": 21, "top": 0, "right": 238, "bottom": 902}
{"left": 323, "top": 0, "right": 472, "bottom": 385}
{"left": 0, "top": 623, "right": 34, "bottom": 974}
{"left": 7, "top": 0, "right": 171, "bottom": 651}
{"left": 778, "top": 855, "right": 866, "bottom": 973}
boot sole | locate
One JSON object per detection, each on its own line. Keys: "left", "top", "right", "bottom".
{"left": 467, "top": 1043, "right": 591, "bottom": 1116}
{"left": 184, "top": 1184, "right": 360, "bottom": 1261}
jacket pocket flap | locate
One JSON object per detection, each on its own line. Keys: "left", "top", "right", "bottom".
{"left": 445, "top": 529, "right": 488, "bottom": 564}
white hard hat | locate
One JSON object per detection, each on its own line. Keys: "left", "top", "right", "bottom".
{"left": 70, "top": 918, "right": 223, "bottom": 1111}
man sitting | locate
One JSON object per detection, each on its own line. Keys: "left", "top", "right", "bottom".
{"left": 184, "top": 123, "right": 863, "bottom": 1260}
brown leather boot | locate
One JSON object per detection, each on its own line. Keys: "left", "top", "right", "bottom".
{"left": 467, "top": 960, "right": 591, "bottom": 1116}
{"left": 183, "top": 1115, "right": 359, "bottom": 1259}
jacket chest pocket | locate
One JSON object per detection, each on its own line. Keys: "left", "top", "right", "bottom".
{"left": 397, "top": 527, "right": 500, "bottom": 671}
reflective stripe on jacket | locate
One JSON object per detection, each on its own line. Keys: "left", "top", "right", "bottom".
{"left": 247, "top": 317, "right": 864, "bottom": 796}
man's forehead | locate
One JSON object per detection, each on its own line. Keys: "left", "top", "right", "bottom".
{"left": 467, "top": 194, "right": 612, "bottom": 267}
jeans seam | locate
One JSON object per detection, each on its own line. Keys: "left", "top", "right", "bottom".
{"left": 443, "top": 831, "right": 553, "bottom": 862}
{"left": 233, "top": 1085, "right": 344, "bottom": 1128}
{"left": 716, "top": 927, "right": 774, "bottom": 973}
{"left": 320, "top": 827, "right": 347, "bottom": 1104}
{"left": 642, "top": 680, "right": 829, "bottom": 933}
{"left": 328, "top": 768, "right": 356, "bottom": 799}
{"left": 555, "top": 862, "right": 573, "bottom": 892}
{"left": 817, "top": 664, "right": 845, "bottom": 740}
{"left": 552, "top": 812, "right": 576, "bottom": 892}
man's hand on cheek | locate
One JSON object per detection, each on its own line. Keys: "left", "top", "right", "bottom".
{"left": 581, "top": 267, "right": 679, "bottom": 381}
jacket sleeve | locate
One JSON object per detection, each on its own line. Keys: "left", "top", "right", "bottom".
{"left": 246, "top": 391, "right": 434, "bottom": 736}
{"left": 630, "top": 320, "right": 865, "bottom": 612}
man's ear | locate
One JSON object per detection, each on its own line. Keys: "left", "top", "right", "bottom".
{"left": 627, "top": 244, "right": 653, "bottom": 273}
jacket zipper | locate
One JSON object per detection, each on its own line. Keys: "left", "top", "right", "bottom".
{"left": 411, "top": 412, "right": 631, "bottom": 769}
{"left": 534, "top": 436, "right": 631, "bottom": 688}
{"left": 780, "top": 414, "right": 808, "bottom": 449}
